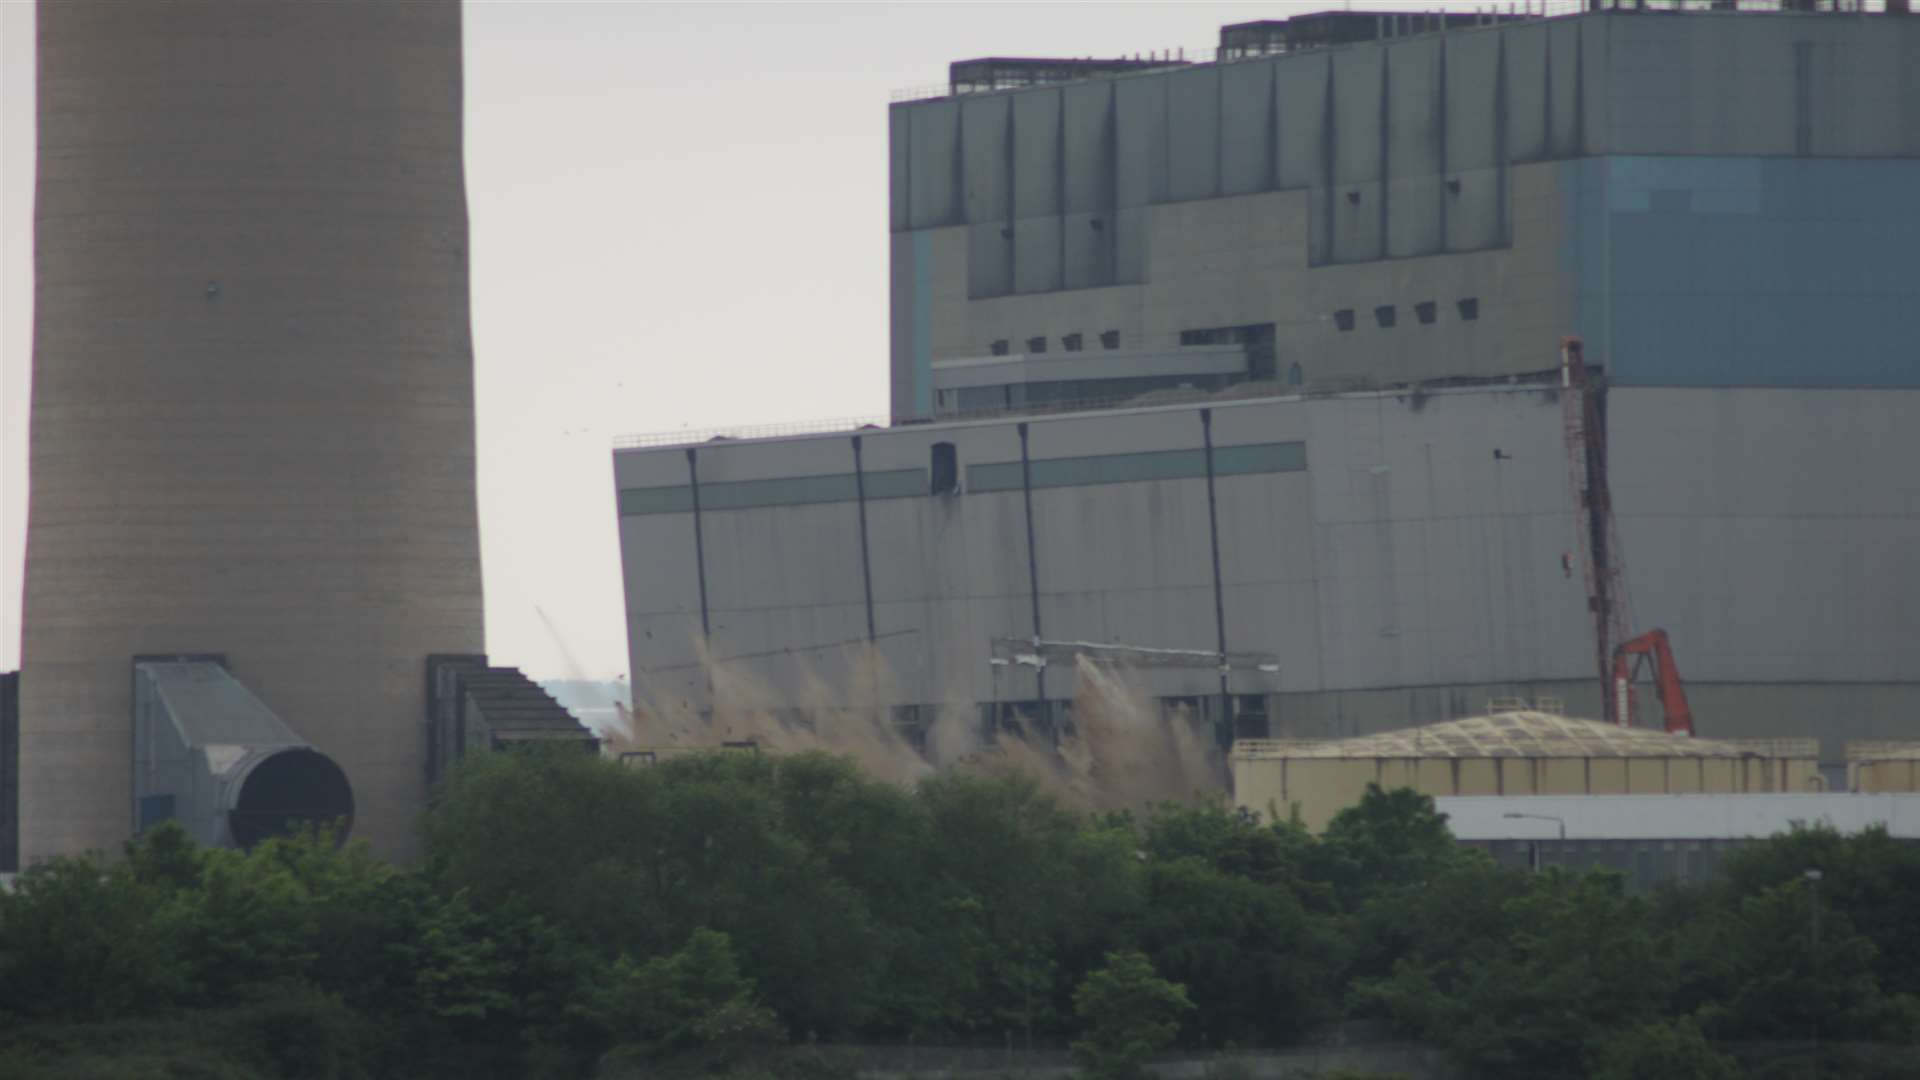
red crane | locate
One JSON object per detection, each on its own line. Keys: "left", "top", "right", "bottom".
{"left": 1612, "top": 629, "right": 1695, "bottom": 736}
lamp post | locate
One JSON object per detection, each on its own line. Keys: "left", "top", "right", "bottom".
{"left": 1805, "top": 868, "right": 1823, "bottom": 1060}
{"left": 1503, "top": 812, "right": 1568, "bottom": 873}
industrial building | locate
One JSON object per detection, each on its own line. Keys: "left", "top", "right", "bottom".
{"left": 8, "top": 0, "right": 526, "bottom": 867}
{"left": 1229, "top": 709, "right": 1821, "bottom": 830}
{"left": 614, "top": 5, "right": 1919, "bottom": 781}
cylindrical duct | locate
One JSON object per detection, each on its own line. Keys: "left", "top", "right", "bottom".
{"left": 21, "top": 1, "right": 484, "bottom": 860}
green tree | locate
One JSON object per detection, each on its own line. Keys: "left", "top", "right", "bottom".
{"left": 1134, "top": 855, "right": 1345, "bottom": 1045}
{"left": 1712, "top": 824, "right": 1920, "bottom": 1000}
{"left": 1690, "top": 878, "right": 1920, "bottom": 1043}
{"left": 0, "top": 853, "right": 187, "bottom": 1021}
{"left": 1590, "top": 1019, "right": 1740, "bottom": 1080}
{"left": 1071, "top": 951, "right": 1194, "bottom": 1080}
{"left": 578, "top": 928, "right": 783, "bottom": 1064}
{"left": 1358, "top": 870, "right": 1671, "bottom": 1080}
{"left": 1312, "top": 785, "right": 1468, "bottom": 912}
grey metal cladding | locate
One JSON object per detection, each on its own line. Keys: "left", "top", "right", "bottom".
{"left": 889, "top": 107, "right": 911, "bottom": 231}
{"left": 1220, "top": 60, "right": 1276, "bottom": 197}
{"left": 1545, "top": 19, "right": 1585, "bottom": 158}
{"left": 1447, "top": 31, "right": 1503, "bottom": 173}
{"left": 961, "top": 95, "right": 1011, "bottom": 225}
{"left": 968, "top": 221, "right": 1012, "bottom": 299}
{"left": 1332, "top": 47, "right": 1384, "bottom": 187}
{"left": 1386, "top": 38, "right": 1442, "bottom": 182}
{"left": 1062, "top": 81, "right": 1114, "bottom": 214}
{"left": 1275, "top": 51, "right": 1329, "bottom": 191}
{"left": 1505, "top": 22, "right": 1550, "bottom": 162}
{"left": 1167, "top": 67, "right": 1221, "bottom": 202}
{"left": 888, "top": 232, "right": 920, "bottom": 416}
{"left": 1445, "top": 166, "right": 1506, "bottom": 253}
{"left": 1013, "top": 215, "right": 1064, "bottom": 295}
{"left": 906, "top": 100, "right": 961, "bottom": 228}
{"left": 1113, "top": 205, "right": 1151, "bottom": 285}
{"left": 1061, "top": 210, "right": 1113, "bottom": 291}
{"left": 1012, "top": 89, "right": 1062, "bottom": 219}
{"left": 1114, "top": 74, "right": 1168, "bottom": 208}
{"left": 1386, "top": 39, "right": 1444, "bottom": 259}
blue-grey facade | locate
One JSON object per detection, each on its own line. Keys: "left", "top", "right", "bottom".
{"left": 886, "top": 10, "right": 1920, "bottom": 419}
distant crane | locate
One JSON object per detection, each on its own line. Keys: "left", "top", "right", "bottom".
{"left": 1561, "top": 337, "right": 1636, "bottom": 724}
{"left": 1611, "top": 629, "right": 1696, "bottom": 736}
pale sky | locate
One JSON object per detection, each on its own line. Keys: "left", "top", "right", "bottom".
{"left": 2, "top": 1, "right": 1527, "bottom": 682}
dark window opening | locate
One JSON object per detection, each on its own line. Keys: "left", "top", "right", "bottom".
{"left": 1333, "top": 309, "right": 1356, "bottom": 332}
{"left": 1374, "top": 305, "right": 1396, "bottom": 329}
{"left": 1162, "top": 697, "right": 1206, "bottom": 724}
{"left": 1025, "top": 336, "right": 1048, "bottom": 355}
{"left": 1457, "top": 297, "right": 1480, "bottom": 321}
{"left": 1180, "top": 323, "right": 1277, "bottom": 380}
{"left": 1100, "top": 330, "right": 1121, "bottom": 350}
{"left": 930, "top": 442, "right": 959, "bottom": 495}
{"left": 990, "top": 339, "right": 1010, "bottom": 357}
{"left": 1062, "top": 332, "right": 1084, "bottom": 353}
{"left": 1233, "top": 694, "right": 1270, "bottom": 740}
{"left": 1415, "top": 301, "right": 1438, "bottom": 325}
{"left": 1287, "top": 363, "right": 1304, "bottom": 386}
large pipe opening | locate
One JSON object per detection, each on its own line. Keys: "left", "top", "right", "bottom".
{"left": 227, "top": 748, "right": 355, "bottom": 850}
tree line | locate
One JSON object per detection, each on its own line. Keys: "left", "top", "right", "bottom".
{"left": 1, "top": 746, "right": 1916, "bottom": 1079}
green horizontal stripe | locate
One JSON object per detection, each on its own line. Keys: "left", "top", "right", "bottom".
{"left": 967, "top": 441, "right": 1305, "bottom": 494}
{"left": 619, "top": 468, "right": 928, "bottom": 516}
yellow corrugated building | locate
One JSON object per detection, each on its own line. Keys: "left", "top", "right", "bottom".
{"left": 1231, "top": 710, "right": 1821, "bottom": 830}
{"left": 1847, "top": 742, "right": 1920, "bottom": 794}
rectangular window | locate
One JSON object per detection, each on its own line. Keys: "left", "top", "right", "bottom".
{"left": 1026, "top": 336, "right": 1048, "bottom": 355}
{"left": 1062, "top": 333, "right": 1084, "bottom": 352}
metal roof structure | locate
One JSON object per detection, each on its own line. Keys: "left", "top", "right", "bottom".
{"left": 1847, "top": 741, "right": 1920, "bottom": 764}
{"left": 1232, "top": 712, "right": 1819, "bottom": 761}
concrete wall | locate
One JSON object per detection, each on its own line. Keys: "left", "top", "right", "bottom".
{"left": 888, "top": 12, "right": 1920, "bottom": 418}
{"left": 20, "top": 1, "right": 484, "bottom": 861}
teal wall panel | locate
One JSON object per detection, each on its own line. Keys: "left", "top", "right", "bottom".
{"left": 1566, "top": 155, "right": 1920, "bottom": 389}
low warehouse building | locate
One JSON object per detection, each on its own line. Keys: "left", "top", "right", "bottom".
{"left": 1231, "top": 709, "right": 1819, "bottom": 830}
{"left": 1849, "top": 743, "right": 1920, "bottom": 794}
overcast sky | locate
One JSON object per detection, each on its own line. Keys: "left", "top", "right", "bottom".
{"left": 2, "top": 1, "right": 1536, "bottom": 683}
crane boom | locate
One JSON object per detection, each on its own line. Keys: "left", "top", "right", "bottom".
{"left": 1611, "top": 629, "right": 1695, "bottom": 736}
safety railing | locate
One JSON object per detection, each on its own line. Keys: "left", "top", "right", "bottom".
{"left": 613, "top": 414, "right": 888, "bottom": 451}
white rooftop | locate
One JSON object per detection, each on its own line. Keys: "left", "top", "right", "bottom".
{"left": 1437, "top": 793, "right": 1920, "bottom": 842}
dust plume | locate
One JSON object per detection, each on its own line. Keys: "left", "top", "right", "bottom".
{"left": 612, "top": 642, "right": 1227, "bottom": 809}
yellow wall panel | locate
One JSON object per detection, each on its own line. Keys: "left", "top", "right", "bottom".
{"left": 1588, "top": 758, "right": 1628, "bottom": 794}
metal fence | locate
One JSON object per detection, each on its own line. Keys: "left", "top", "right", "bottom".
{"left": 888, "top": 0, "right": 1896, "bottom": 104}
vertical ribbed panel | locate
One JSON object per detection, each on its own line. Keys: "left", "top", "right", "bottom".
{"left": 21, "top": 0, "right": 484, "bottom": 861}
